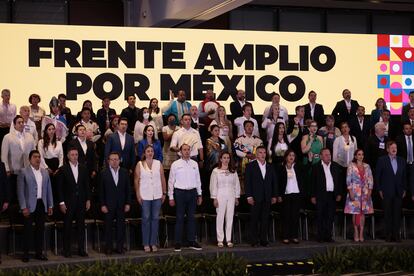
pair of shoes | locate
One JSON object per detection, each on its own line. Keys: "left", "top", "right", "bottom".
{"left": 35, "top": 254, "right": 48, "bottom": 261}
{"left": 217, "top": 242, "right": 224, "bottom": 248}
{"left": 174, "top": 244, "right": 181, "bottom": 252}
{"left": 282, "top": 239, "right": 290, "bottom": 244}
{"left": 22, "top": 255, "right": 29, "bottom": 263}
{"left": 227, "top": 242, "right": 234, "bottom": 248}
{"left": 189, "top": 241, "right": 202, "bottom": 251}
{"left": 78, "top": 251, "right": 88, "bottom": 257}
{"left": 144, "top": 246, "right": 151, "bottom": 253}
{"left": 151, "top": 245, "right": 158, "bottom": 252}
{"left": 291, "top": 239, "right": 300, "bottom": 244}
{"left": 260, "top": 241, "right": 269, "bottom": 247}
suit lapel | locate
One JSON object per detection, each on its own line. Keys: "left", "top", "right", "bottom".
{"left": 67, "top": 164, "right": 77, "bottom": 184}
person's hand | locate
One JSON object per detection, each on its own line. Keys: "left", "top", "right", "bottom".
{"left": 277, "top": 197, "right": 283, "bottom": 203}
{"left": 60, "top": 204, "right": 67, "bottom": 214}
{"left": 169, "top": 199, "right": 175, "bottom": 207}
{"left": 213, "top": 199, "right": 218, "bottom": 208}
{"left": 2, "top": 202, "right": 8, "bottom": 211}
{"left": 137, "top": 195, "right": 143, "bottom": 205}
{"left": 161, "top": 194, "right": 166, "bottom": 203}
{"left": 311, "top": 197, "right": 316, "bottom": 205}
{"left": 48, "top": 208, "right": 53, "bottom": 216}
{"left": 402, "top": 191, "right": 406, "bottom": 199}
{"left": 379, "top": 191, "right": 384, "bottom": 200}
{"left": 349, "top": 192, "right": 355, "bottom": 201}
{"left": 101, "top": 205, "right": 108, "bottom": 214}
{"left": 247, "top": 197, "right": 254, "bottom": 206}
{"left": 336, "top": 195, "right": 341, "bottom": 202}
{"left": 294, "top": 117, "right": 299, "bottom": 125}
{"left": 22, "top": 208, "right": 30, "bottom": 217}
{"left": 169, "top": 89, "right": 175, "bottom": 100}
{"left": 124, "top": 204, "right": 130, "bottom": 212}
{"left": 86, "top": 200, "right": 91, "bottom": 211}
{"left": 6, "top": 171, "right": 10, "bottom": 177}
{"left": 197, "top": 196, "right": 203, "bottom": 206}
{"left": 91, "top": 171, "right": 96, "bottom": 178}
{"left": 235, "top": 198, "right": 239, "bottom": 206}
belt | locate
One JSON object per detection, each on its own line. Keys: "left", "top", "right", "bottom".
{"left": 174, "top": 188, "right": 196, "bottom": 192}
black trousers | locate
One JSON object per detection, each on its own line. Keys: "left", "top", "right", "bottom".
{"left": 383, "top": 196, "right": 402, "bottom": 239}
{"left": 249, "top": 200, "right": 271, "bottom": 244}
{"left": 23, "top": 199, "right": 46, "bottom": 256}
{"left": 316, "top": 192, "right": 335, "bottom": 241}
{"left": 104, "top": 207, "right": 126, "bottom": 251}
{"left": 0, "top": 127, "right": 9, "bottom": 154}
{"left": 282, "top": 193, "right": 301, "bottom": 240}
{"left": 63, "top": 199, "right": 85, "bottom": 254}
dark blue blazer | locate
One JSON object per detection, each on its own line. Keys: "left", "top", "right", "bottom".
{"left": 245, "top": 161, "right": 278, "bottom": 203}
{"left": 375, "top": 155, "right": 407, "bottom": 199}
{"left": 137, "top": 139, "right": 163, "bottom": 162}
{"left": 104, "top": 132, "right": 136, "bottom": 170}
{"left": 98, "top": 167, "right": 131, "bottom": 211}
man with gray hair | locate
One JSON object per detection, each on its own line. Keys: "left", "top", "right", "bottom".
{"left": 365, "top": 121, "right": 389, "bottom": 171}
{"left": 0, "top": 89, "right": 16, "bottom": 149}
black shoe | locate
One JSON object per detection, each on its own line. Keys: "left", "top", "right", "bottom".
{"left": 35, "top": 254, "right": 48, "bottom": 261}
{"left": 189, "top": 241, "right": 202, "bottom": 251}
{"left": 63, "top": 252, "right": 72, "bottom": 258}
{"left": 22, "top": 256, "right": 29, "bottom": 263}
{"left": 260, "top": 241, "right": 269, "bottom": 247}
{"left": 115, "top": 248, "right": 125, "bottom": 255}
{"left": 174, "top": 244, "right": 181, "bottom": 252}
{"left": 78, "top": 251, "right": 88, "bottom": 257}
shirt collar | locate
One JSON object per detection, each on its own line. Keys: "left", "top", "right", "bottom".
{"left": 30, "top": 165, "right": 40, "bottom": 171}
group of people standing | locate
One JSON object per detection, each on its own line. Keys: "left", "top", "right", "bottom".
{"left": 0, "top": 86, "right": 413, "bottom": 263}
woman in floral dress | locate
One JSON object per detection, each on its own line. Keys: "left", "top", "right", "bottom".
{"left": 344, "top": 149, "right": 374, "bottom": 242}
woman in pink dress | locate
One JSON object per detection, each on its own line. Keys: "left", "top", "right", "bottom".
{"left": 344, "top": 149, "right": 374, "bottom": 242}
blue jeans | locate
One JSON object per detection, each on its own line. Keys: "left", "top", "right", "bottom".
{"left": 174, "top": 188, "right": 197, "bottom": 244}
{"left": 141, "top": 199, "right": 162, "bottom": 246}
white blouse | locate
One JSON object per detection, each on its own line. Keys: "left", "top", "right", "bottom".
{"left": 139, "top": 160, "right": 163, "bottom": 200}
{"left": 37, "top": 139, "right": 64, "bottom": 169}
{"left": 332, "top": 135, "right": 357, "bottom": 168}
{"left": 209, "top": 168, "right": 241, "bottom": 199}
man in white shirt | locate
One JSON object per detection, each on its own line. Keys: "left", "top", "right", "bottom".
{"left": 17, "top": 150, "right": 53, "bottom": 262}
{"left": 0, "top": 89, "right": 17, "bottom": 148}
{"left": 170, "top": 114, "right": 204, "bottom": 167}
{"left": 234, "top": 104, "right": 259, "bottom": 137}
{"left": 310, "top": 148, "right": 342, "bottom": 242}
{"left": 168, "top": 144, "right": 203, "bottom": 252}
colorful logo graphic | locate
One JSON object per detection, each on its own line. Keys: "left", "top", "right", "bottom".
{"left": 377, "top": 34, "right": 414, "bottom": 114}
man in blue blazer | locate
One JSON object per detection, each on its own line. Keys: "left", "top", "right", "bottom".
{"left": 17, "top": 150, "right": 53, "bottom": 262}
{"left": 245, "top": 145, "right": 278, "bottom": 247}
{"left": 98, "top": 152, "right": 131, "bottom": 255}
{"left": 104, "top": 118, "right": 135, "bottom": 173}
{"left": 375, "top": 141, "right": 407, "bottom": 242}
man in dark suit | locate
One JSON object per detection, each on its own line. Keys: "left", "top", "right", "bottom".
{"left": 380, "top": 109, "right": 398, "bottom": 140}
{"left": 98, "top": 152, "right": 131, "bottom": 255}
{"left": 350, "top": 106, "right": 370, "bottom": 150}
{"left": 365, "top": 122, "right": 388, "bottom": 171}
{"left": 304, "top": 90, "right": 325, "bottom": 128}
{"left": 17, "top": 150, "right": 53, "bottom": 262}
{"left": 0, "top": 161, "right": 9, "bottom": 264}
{"left": 396, "top": 122, "right": 414, "bottom": 202}
{"left": 245, "top": 146, "right": 278, "bottom": 247}
{"left": 229, "top": 89, "right": 254, "bottom": 121}
{"left": 331, "top": 89, "right": 359, "bottom": 126}
{"left": 403, "top": 107, "right": 414, "bottom": 131}
{"left": 57, "top": 147, "right": 90, "bottom": 257}
{"left": 96, "top": 96, "right": 116, "bottom": 135}
{"left": 375, "top": 141, "right": 407, "bottom": 242}
{"left": 104, "top": 118, "right": 136, "bottom": 173}
{"left": 310, "top": 148, "right": 342, "bottom": 242}
{"left": 69, "top": 124, "right": 97, "bottom": 180}
{"left": 401, "top": 91, "right": 414, "bottom": 123}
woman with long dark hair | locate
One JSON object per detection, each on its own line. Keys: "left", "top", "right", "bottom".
{"left": 134, "top": 145, "right": 167, "bottom": 252}
{"left": 344, "top": 149, "right": 374, "bottom": 242}
{"left": 269, "top": 122, "right": 291, "bottom": 165}
{"left": 137, "top": 125, "right": 163, "bottom": 162}
{"left": 277, "top": 150, "right": 304, "bottom": 244}
{"left": 205, "top": 124, "right": 228, "bottom": 172}
{"left": 209, "top": 152, "right": 240, "bottom": 248}
{"left": 38, "top": 123, "right": 64, "bottom": 175}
